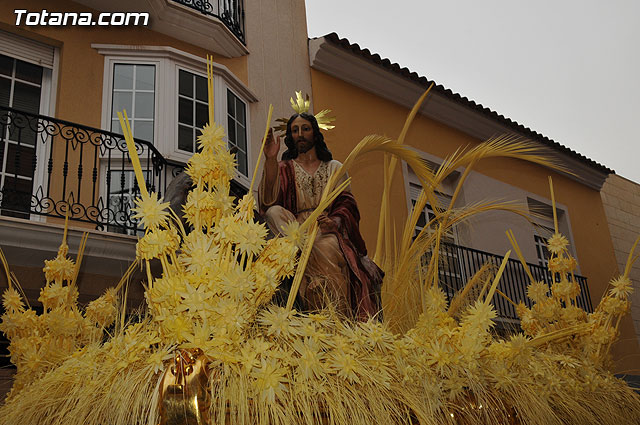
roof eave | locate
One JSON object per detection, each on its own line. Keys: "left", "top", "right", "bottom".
{"left": 309, "top": 34, "right": 611, "bottom": 191}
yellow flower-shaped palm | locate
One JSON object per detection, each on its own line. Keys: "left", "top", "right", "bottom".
{"left": 132, "top": 191, "right": 170, "bottom": 231}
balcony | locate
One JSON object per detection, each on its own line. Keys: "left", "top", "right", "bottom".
{"left": 73, "top": 0, "right": 248, "bottom": 57}
{"left": 0, "top": 106, "right": 250, "bottom": 234}
{"left": 170, "top": 0, "right": 245, "bottom": 45}
{"left": 0, "top": 106, "right": 180, "bottom": 233}
{"left": 435, "top": 241, "right": 593, "bottom": 323}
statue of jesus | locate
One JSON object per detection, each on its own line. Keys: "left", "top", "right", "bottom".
{"left": 259, "top": 112, "right": 382, "bottom": 320}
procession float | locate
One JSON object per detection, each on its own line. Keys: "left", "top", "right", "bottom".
{"left": 1, "top": 60, "right": 639, "bottom": 425}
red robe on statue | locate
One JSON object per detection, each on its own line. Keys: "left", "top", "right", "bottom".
{"left": 262, "top": 160, "right": 382, "bottom": 320}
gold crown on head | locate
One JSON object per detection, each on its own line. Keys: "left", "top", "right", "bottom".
{"left": 274, "top": 91, "right": 335, "bottom": 132}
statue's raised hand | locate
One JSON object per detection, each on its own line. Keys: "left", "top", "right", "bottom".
{"left": 264, "top": 128, "right": 280, "bottom": 160}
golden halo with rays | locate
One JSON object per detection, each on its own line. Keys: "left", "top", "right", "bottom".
{"left": 274, "top": 91, "right": 335, "bottom": 132}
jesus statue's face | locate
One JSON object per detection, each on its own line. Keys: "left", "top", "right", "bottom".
{"left": 290, "top": 116, "right": 315, "bottom": 154}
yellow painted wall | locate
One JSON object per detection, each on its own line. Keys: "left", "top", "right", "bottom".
{"left": 311, "top": 68, "right": 640, "bottom": 373}
{"left": 0, "top": 0, "right": 246, "bottom": 128}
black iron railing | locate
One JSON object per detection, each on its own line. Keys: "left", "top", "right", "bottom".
{"left": 172, "top": 0, "right": 245, "bottom": 44}
{"left": 0, "top": 106, "right": 183, "bottom": 233}
{"left": 435, "top": 242, "right": 593, "bottom": 321}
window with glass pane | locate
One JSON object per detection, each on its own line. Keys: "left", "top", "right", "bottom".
{"left": 0, "top": 53, "right": 43, "bottom": 218}
{"left": 227, "top": 89, "right": 247, "bottom": 176}
{"left": 107, "top": 169, "right": 147, "bottom": 235}
{"left": 110, "top": 64, "right": 155, "bottom": 143}
{"left": 527, "top": 198, "right": 555, "bottom": 267}
{"left": 177, "top": 69, "right": 208, "bottom": 153}
{"left": 534, "top": 234, "right": 551, "bottom": 267}
{"left": 410, "top": 183, "right": 455, "bottom": 243}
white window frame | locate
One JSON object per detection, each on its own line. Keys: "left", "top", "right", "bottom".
{"left": 526, "top": 196, "right": 579, "bottom": 273}
{"left": 101, "top": 56, "right": 162, "bottom": 153}
{"left": 408, "top": 182, "right": 458, "bottom": 242}
{"left": 109, "top": 62, "right": 158, "bottom": 145}
{"left": 223, "top": 85, "right": 250, "bottom": 186}
{"left": 534, "top": 232, "right": 552, "bottom": 268}
{"left": 0, "top": 31, "right": 59, "bottom": 223}
{"left": 401, "top": 154, "right": 465, "bottom": 293}
{"left": 401, "top": 150, "right": 460, "bottom": 241}
{"left": 207, "top": 75, "right": 252, "bottom": 187}
{"left": 169, "top": 61, "right": 209, "bottom": 161}
{"left": 175, "top": 66, "right": 209, "bottom": 155}
{"left": 95, "top": 45, "right": 256, "bottom": 190}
